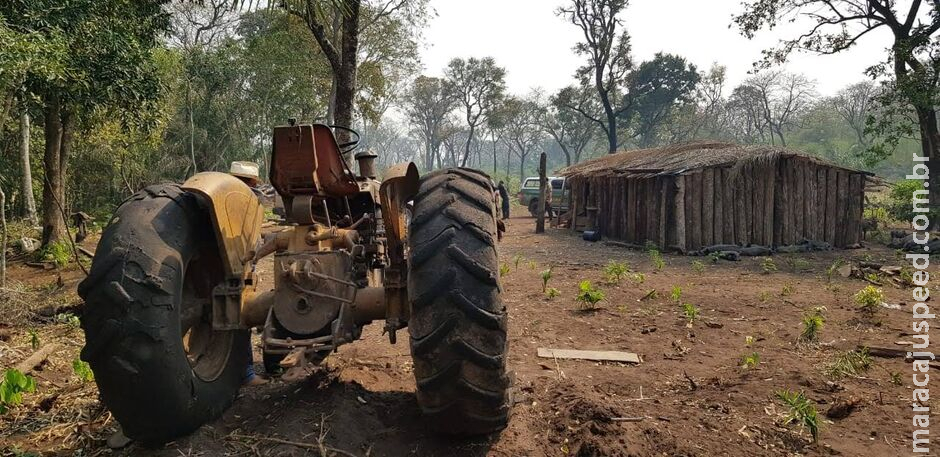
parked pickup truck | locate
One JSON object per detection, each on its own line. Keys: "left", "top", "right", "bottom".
{"left": 516, "top": 176, "right": 568, "bottom": 217}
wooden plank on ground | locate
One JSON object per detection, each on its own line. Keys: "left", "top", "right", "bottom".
{"left": 537, "top": 348, "right": 641, "bottom": 364}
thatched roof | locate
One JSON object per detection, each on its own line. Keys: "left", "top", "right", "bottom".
{"left": 559, "top": 142, "right": 868, "bottom": 178}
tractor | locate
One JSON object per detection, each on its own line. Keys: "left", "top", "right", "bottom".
{"left": 76, "top": 122, "right": 510, "bottom": 445}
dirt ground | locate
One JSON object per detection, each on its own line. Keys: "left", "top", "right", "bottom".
{"left": 0, "top": 212, "right": 933, "bottom": 456}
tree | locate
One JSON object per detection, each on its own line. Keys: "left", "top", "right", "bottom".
{"left": 502, "top": 95, "right": 545, "bottom": 184}
{"left": 832, "top": 81, "right": 878, "bottom": 148}
{"left": 19, "top": 111, "right": 36, "bottom": 223}
{"left": 403, "top": 76, "right": 458, "bottom": 171}
{"left": 2, "top": 0, "right": 168, "bottom": 246}
{"left": 558, "top": 0, "right": 633, "bottom": 153}
{"left": 444, "top": 57, "right": 507, "bottom": 167}
{"left": 542, "top": 86, "right": 598, "bottom": 166}
{"left": 736, "top": 71, "right": 817, "bottom": 146}
{"left": 735, "top": 0, "right": 940, "bottom": 223}
{"left": 623, "top": 53, "right": 701, "bottom": 147}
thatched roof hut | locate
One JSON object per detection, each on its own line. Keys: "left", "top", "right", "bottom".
{"left": 559, "top": 142, "right": 870, "bottom": 251}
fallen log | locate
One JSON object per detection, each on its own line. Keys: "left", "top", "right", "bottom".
{"left": 15, "top": 343, "right": 61, "bottom": 374}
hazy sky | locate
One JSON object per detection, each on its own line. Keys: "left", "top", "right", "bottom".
{"left": 419, "top": 0, "right": 890, "bottom": 97}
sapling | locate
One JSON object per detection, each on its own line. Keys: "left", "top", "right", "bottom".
{"left": 540, "top": 267, "right": 553, "bottom": 292}
{"left": 775, "top": 389, "right": 820, "bottom": 443}
{"left": 576, "top": 281, "right": 605, "bottom": 310}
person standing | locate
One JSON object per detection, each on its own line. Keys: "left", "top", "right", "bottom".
{"left": 229, "top": 161, "right": 269, "bottom": 386}
{"left": 497, "top": 181, "right": 510, "bottom": 220}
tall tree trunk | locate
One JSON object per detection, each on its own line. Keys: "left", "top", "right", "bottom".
{"left": 333, "top": 0, "right": 360, "bottom": 155}
{"left": 19, "top": 111, "right": 36, "bottom": 223}
{"left": 536, "top": 152, "right": 547, "bottom": 234}
{"left": 916, "top": 107, "right": 940, "bottom": 230}
{"left": 460, "top": 124, "right": 475, "bottom": 167}
{"left": 41, "top": 98, "right": 69, "bottom": 247}
{"left": 0, "top": 187, "right": 6, "bottom": 287}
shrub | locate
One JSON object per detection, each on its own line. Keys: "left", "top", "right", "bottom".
{"left": 670, "top": 285, "right": 682, "bottom": 304}
{"left": 540, "top": 267, "right": 553, "bottom": 292}
{"left": 691, "top": 260, "right": 705, "bottom": 273}
{"left": 854, "top": 285, "right": 884, "bottom": 316}
{"left": 682, "top": 303, "right": 700, "bottom": 325}
{"left": 545, "top": 287, "right": 560, "bottom": 299}
{"left": 576, "top": 281, "right": 605, "bottom": 310}
{"left": 886, "top": 179, "right": 939, "bottom": 222}
{"left": 499, "top": 263, "right": 510, "bottom": 278}
{"left": 649, "top": 249, "right": 665, "bottom": 271}
{"left": 36, "top": 241, "right": 71, "bottom": 268}
{"left": 760, "top": 257, "right": 777, "bottom": 274}
{"left": 775, "top": 389, "right": 820, "bottom": 443}
{"left": 740, "top": 352, "right": 760, "bottom": 370}
{"left": 604, "top": 261, "right": 630, "bottom": 284}
{"left": 800, "top": 307, "right": 825, "bottom": 343}
{"left": 72, "top": 359, "right": 94, "bottom": 383}
{"left": 0, "top": 369, "right": 36, "bottom": 414}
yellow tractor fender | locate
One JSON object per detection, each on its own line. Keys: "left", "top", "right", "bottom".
{"left": 182, "top": 172, "right": 265, "bottom": 329}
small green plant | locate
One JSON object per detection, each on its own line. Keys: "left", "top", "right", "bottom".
{"left": 864, "top": 272, "right": 882, "bottom": 285}
{"left": 775, "top": 389, "right": 820, "bottom": 443}
{"left": 27, "top": 329, "right": 40, "bottom": 350}
{"left": 787, "top": 258, "right": 811, "bottom": 272}
{"left": 670, "top": 285, "right": 682, "bottom": 304}
{"left": 576, "top": 281, "right": 605, "bottom": 310}
{"left": 603, "top": 261, "right": 630, "bottom": 284}
{"left": 691, "top": 260, "right": 705, "bottom": 273}
{"left": 513, "top": 255, "right": 522, "bottom": 270}
{"left": 681, "top": 303, "right": 700, "bottom": 325}
{"left": 740, "top": 352, "right": 760, "bottom": 370}
{"left": 499, "top": 263, "right": 511, "bottom": 278}
{"left": 526, "top": 260, "right": 538, "bottom": 270}
{"left": 0, "top": 369, "right": 37, "bottom": 414}
{"left": 540, "top": 267, "right": 553, "bottom": 292}
{"left": 800, "top": 307, "right": 825, "bottom": 343}
{"left": 745, "top": 335, "right": 755, "bottom": 347}
{"left": 780, "top": 284, "right": 794, "bottom": 297}
{"left": 760, "top": 257, "right": 777, "bottom": 274}
{"left": 826, "top": 259, "right": 845, "bottom": 283}
{"left": 545, "top": 287, "right": 560, "bottom": 299}
{"left": 649, "top": 249, "right": 665, "bottom": 271}
{"left": 826, "top": 348, "right": 873, "bottom": 379}
{"left": 55, "top": 312, "right": 81, "bottom": 328}
{"left": 888, "top": 370, "right": 903, "bottom": 386}
{"left": 72, "top": 359, "right": 94, "bottom": 383}
{"left": 630, "top": 272, "right": 646, "bottom": 284}
{"left": 758, "top": 291, "right": 771, "bottom": 302}
{"left": 707, "top": 251, "right": 722, "bottom": 264}
{"left": 854, "top": 285, "right": 884, "bottom": 316}
{"left": 36, "top": 241, "right": 70, "bottom": 268}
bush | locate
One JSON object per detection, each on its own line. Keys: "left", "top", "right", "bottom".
{"left": 0, "top": 369, "right": 36, "bottom": 414}
{"left": 576, "top": 281, "right": 604, "bottom": 310}
{"left": 36, "top": 241, "right": 71, "bottom": 268}
{"left": 854, "top": 285, "right": 884, "bottom": 316}
{"left": 885, "top": 179, "right": 938, "bottom": 222}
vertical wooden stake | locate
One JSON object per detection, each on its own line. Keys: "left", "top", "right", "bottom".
{"left": 536, "top": 152, "right": 547, "bottom": 234}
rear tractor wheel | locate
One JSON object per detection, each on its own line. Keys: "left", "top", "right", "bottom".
{"left": 407, "top": 168, "right": 511, "bottom": 435}
{"left": 78, "top": 184, "right": 249, "bottom": 446}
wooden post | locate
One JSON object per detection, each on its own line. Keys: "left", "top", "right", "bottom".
{"left": 825, "top": 168, "right": 838, "bottom": 245}
{"left": 690, "top": 172, "right": 703, "bottom": 251}
{"left": 536, "top": 152, "right": 546, "bottom": 234}
{"left": 721, "top": 168, "right": 734, "bottom": 244}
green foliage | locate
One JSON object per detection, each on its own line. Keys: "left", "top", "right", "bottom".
{"left": 681, "top": 303, "right": 700, "bottom": 325}
{"left": 885, "top": 180, "right": 938, "bottom": 222}
{"left": 603, "top": 261, "right": 630, "bottom": 284}
{"left": 760, "top": 257, "right": 777, "bottom": 274}
{"left": 758, "top": 291, "right": 771, "bottom": 302}
{"left": 540, "top": 267, "right": 553, "bottom": 292}
{"left": 0, "top": 369, "right": 36, "bottom": 414}
{"left": 740, "top": 352, "right": 760, "bottom": 370}
{"left": 800, "top": 307, "right": 825, "bottom": 343}
{"left": 545, "top": 287, "right": 560, "bottom": 299}
{"left": 745, "top": 335, "right": 755, "bottom": 347}
{"left": 854, "top": 285, "right": 884, "bottom": 316}
{"left": 526, "top": 260, "right": 538, "bottom": 270}
{"left": 27, "top": 329, "right": 39, "bottom": 350}
{"left": 690, "top": 260, "right": 705, "bottom": 273}
{"left": 576, "top": 280, "right": 605, "bottom": 310}
{"left": 670, "top": 285, "right": 682, "bottom": 304}
{"left": 499, "top": 263, "right": 510, "bottom": 278}
{"left": 787, "top": 258, "right": 811, "bottom": 272}
{"left": 36, "top": 241, "right": 70, "bottom": 268}
{"left": 649, "top": 249, "right": 665, "bottom": 271}
{"left": 630, "top": 272, "right": 646, "bottom": 284}
{"left": 706, "top": 251, "right": 722, "bottom": 264}
{"left": 775, "top": 389, "right": 819, "bottom": 443}
{"left": 72, "top": 359, "right": 94, "bottom": 383}
{"left": 780, "top": 284, "right": 793, "bottom": 297}
{"left": 826, "top": 348, "right": 873, "bottom": 379}
{"left": 55, "top": 312, "right": 80, "bottom": 328}
{"left": 826, "top": 259, "right": 845, "bottom": 283}
{"left": 513, "top": 255, "right": 522, "bottom": 270}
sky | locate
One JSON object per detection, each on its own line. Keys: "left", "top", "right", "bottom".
{"left": 418, "top": 0, "right": 891, "bottom": 97}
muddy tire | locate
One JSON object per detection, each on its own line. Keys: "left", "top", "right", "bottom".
{"left": 78, "top": 184, "right": 249, "bottom": 446}
{"left": 407, "top": 168, "right": 510, "bottom": 435}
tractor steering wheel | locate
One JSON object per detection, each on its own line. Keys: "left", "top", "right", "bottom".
{"left": 329, "top": 125, "right": 361, "bottom": 154}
